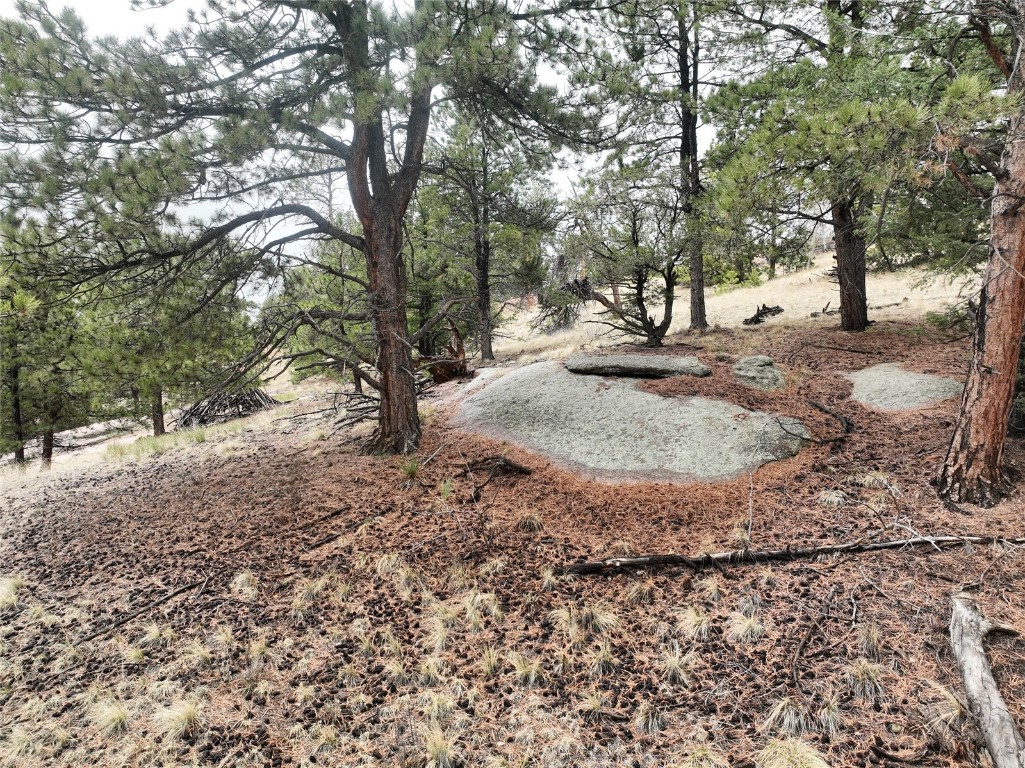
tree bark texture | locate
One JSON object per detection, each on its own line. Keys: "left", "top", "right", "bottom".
{"left": 365, "top": 213, "right": 421, "bottom": 454}
{"left": 9, "top": 361, "right": 26, "bottom": 463}
{"left": 831, "top": 199, "right": 869, "bottom": 332}
{"left": 938, "top": 39, "right": 1025, "bottom": 505}
{"left": 949, "top": 593, "right": 1025, "bottom": 768}
{"left": 339, "top": 0, "right": 432, "bottom": 454}
{"left": 689, "top": 238, "right": 707, "bottom": 331}
{"left": 680, "top": 11, "right": 706, "bottom": 331}
{"left": 151, "top": 387, "right": 165, "bottom": 437}
{"left": 41, "top": 428, "right": 54, "bottom": 467}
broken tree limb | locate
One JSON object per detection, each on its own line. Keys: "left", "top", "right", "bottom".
{"left": 557, "top": 534, "right": 1025, "bottom": 576}
{"left": 78, "top": 579, "right": 208, "bottom": 643}
{"left": 949, "top": 592, "right": 1025, "bottom": 768}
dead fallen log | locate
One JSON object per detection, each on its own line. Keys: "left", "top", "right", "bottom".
{"left": 557, "top": 534, "right": 1025, "bottom": 576}
{"left": 949, "top": 593, "right": 1025, "bottom": 768}
{"left": 742, "top": 304, "right": 784, "bottom": 325}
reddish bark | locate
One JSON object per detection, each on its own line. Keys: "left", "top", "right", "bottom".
{"left": 938, "top": 43, "right": 1025, "bottom": 505}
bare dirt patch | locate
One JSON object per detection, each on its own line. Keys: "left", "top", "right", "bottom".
{"left": 1, "top": 321, "right": 1022, "bottom": 768}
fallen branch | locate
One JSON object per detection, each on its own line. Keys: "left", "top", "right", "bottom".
{"left": 808, "top": 399, "right": 853, "bottom": 434}
{"left": 78, "top": 579, "right": 207, "bottom": 642}
{"left": 557, "top": 534, "right": 1025, "bottom": 576}
{"left": 458, "top": 455, "right": 534, "bottom": 503}
{"left": 949, "top": 592, "right": 1025, "bottom": 768}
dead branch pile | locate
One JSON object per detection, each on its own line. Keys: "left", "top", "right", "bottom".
{"left": 176, "top": 388, "right": 279, "bottom": 428}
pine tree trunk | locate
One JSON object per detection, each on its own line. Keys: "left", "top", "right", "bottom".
{"left": 151, "top": 387, "right": 165, "bottom": 437}
{"left": 477, "top": 269, "right": 494, "bottom": 361}
{"left": 417, "top": 290, "right": 435, "bottom": 357}
{"left": 679, "top": 9, "right": 706, "bottom": 332}
{"left": 938, "top": 88, "right": 1025, "bottom": 506}
{"left": 611, "top": 283, "right": 622, "bottom": 309}
{"left": 366, "top": 212, "right": 420, "bottom": 454}
{"left": 9, "top": 362, "right": 26, "bottom": 463}
{"left": 831, "top": 199, "right": 869, "bottom": 332}
{"left": 689, "top": 237, "right": 707, "bottom": 331}
{"left": 41, "top": 428, "right": 54, "bottom": 467}
{"left": 477, "top": 143, "right": 495, "bottom": 361}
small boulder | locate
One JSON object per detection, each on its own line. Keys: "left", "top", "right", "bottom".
{"left": 564, "top": 354, "right": 711, "bottom": 378}
{"left": 733, "top": 355, "right": 785, "bottom": 390}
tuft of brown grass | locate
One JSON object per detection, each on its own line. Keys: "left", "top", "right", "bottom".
{"left": 155, "top": 699, "right": 202, "bottom": 741}
{"left": 756, "top": 738, "right": 830, "bottom": 768}
{"left": 762, "top": 696, "right": 808, "bottom": 736}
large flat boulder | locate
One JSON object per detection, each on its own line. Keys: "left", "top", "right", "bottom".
{"left": 456, "top": 362, "right": 806, "bottom": 483}
{"left": 565, "top": 354, "right": 711, "bottom": 378}
{"left": 846, "top": 363, "right": 963, "bottom": 411}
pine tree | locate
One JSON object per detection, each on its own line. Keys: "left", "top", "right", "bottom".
{"left": 0, "top": 0, "right": 592, "bottom": 454}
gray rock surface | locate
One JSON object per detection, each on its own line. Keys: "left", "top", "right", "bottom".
{"left": 846, "top": 363, "right": 963, "bottom": 411}
{"left": 457, "top": 362, "right": 806, "bottom": 482}
{"left": 733, "top": 355, "right": 786, "bottom": 390}
{"left": 565, "top": 354, "right": 711, "bottom": 378}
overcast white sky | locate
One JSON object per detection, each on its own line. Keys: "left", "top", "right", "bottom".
{"left": 0, "top": 0, "right": 202, "bottom": 38}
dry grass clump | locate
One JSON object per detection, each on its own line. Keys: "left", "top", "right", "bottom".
{"left": 248, "top": 635, "right": 272, "bottom": 668}
{"left": 181, "top": 639, "right": 214, "bottom": 667}
{"left": 818, "top": 489, "right": 847, "bottom": 508}
{"left": 625, "top": 579, "right": 656, "bottom": 606}
{"left": 697, "top": 577, "right": 722, "bottom": 603}
{"left": 727, "top": 612, "right": 765, "bottom": 643}
{"left": 419, "top": 656, "right": 446, "bottom": 686}
{"left": 138, "top": 621, "right": 176, "bottom": 648}
{"left": 857, "top": 622, "right": 882, "bottom": 661}
{"left": 855, "top": 470, "right": 896, "bottom": 492}
{"left": 385, "top": 658, "right": 409, "bottom": 689}
{"left": 920, "top": 680, "right": 966, "bottom": 750}
{"left": 633, "top": 701, "right": 666, "bottom": 735}
{"left": 508, "top": 651, "right": 544, "bottom": 687}
{"left": 421, "top": 725, "right": 458, "bottom": 768}
{"left": 847, "top": 659, "right": 885, "bottom": 701}
{"left": 515, "top": 512, "right": 544, "bottom": 533}
{"left": 817, "top": 694, "right": 843, "bottom": 738}
{"left": 91, "top": 700, "right": 130, "bottom": 737}
{"left": 678, "top": 606, "right": 710, "bottom": 641}
{"left": 762, "top": 696, "right": 808, "bottom": 736}
{"left": 756, "top": 738, "right": 831, "bottom": 768}
{"left": 154, "top": 699, "right": 202, "bottom": 741}
{"left": 292, "top": 574, "right": 331, "bottom": 620}
{"left": 661, "top": 642, "right": 695, "bottom": 686}
{"left": 540, "top": 567, "right": 561, "bottom": 592}
{"left": 675, "top": 744, "right": 730, "bottom": 768}
{"left": 229, "top": 570, "right": 260, "bottom": 600}
{"left": 578, "top": 604, "right": 619, "bottom": 634}
{"left": 588, "top": 639, "right": 618, "bottom": 677}
{"left": 422, "top": 691, "right": 456, "bottom": 724}
{"left": 480, "top": 645, "right": 501, "bottom": 677}
{"left": 738, "top": 592, "right": 762, "bottom": 617}
{"left": 0, "top": 574, "right": 26, "bottom": 611}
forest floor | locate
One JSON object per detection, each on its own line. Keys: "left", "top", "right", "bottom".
{"left": 2, "top": 264, "right": 1024, "bottom": 768}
